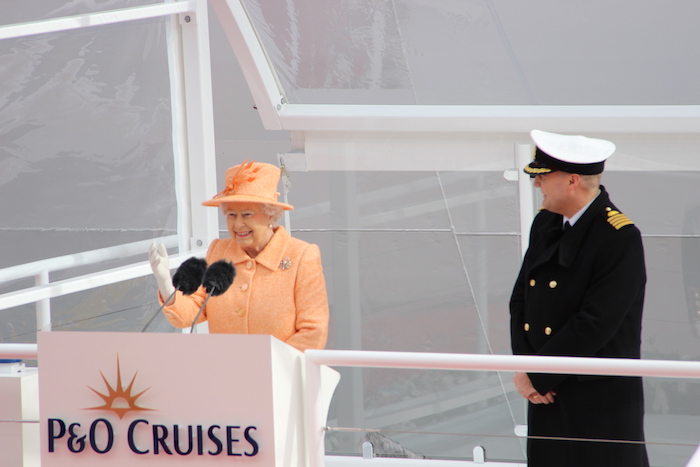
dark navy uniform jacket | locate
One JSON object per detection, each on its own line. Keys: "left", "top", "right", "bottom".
{"left": 510, "top": 185, "right": 646, "bottom": 391}
{"left": 509, "top": 185, "right": 649, "bottom": 466}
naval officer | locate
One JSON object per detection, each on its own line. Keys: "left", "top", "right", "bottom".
{"left": 510, "top": 130, "right": 649, "bottom": 466}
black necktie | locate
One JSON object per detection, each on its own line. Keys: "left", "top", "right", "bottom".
{"left": 547, "top": 222, "right": 567, "bottom": 246}
{"left": 563, "top": 221, "right": 571, "bottom": 232}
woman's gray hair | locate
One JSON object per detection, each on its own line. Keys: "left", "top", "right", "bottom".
{"left": 219, "top": 202, "right": 284, "bottom": 226}
{"left": 260, "top": 203, "right": 284, "bottom": 226}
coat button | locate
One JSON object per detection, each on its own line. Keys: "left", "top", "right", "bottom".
{"left": 544, "top": 327, "right": 552, "bottom": 335}
{"left": 246, "top": 261, "right": 253, "bottom": 269}
{"left": 529, "top": 279, "right": 536, "bottom": 286}
{"left": 524, "top": 323, "right": 530, "bottom": 331}
{"left": 241, "top": 283, "right": 249, "bottom": 291}
{"left": 549, "top": 280, "right": 557, "bottom": 288}
{"left": 237, "top": 308, "right": 246, "bottom": 317}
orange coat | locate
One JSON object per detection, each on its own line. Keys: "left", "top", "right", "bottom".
{"left": 161, "top": 226, "right": 329, "bottom": 351}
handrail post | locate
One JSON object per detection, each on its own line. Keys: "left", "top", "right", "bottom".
{"left": 305, "top": 353, "right": 325, "bottom": 467}
{"left": 516, "top": 143, "right": 535, "bottom": 258}
{"left": 35, "top": 271, "right": 51, "bottom": 332}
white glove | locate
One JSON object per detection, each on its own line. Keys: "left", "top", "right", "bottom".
{"left": 149, "top": 242, "right": 175, "bottom": 303}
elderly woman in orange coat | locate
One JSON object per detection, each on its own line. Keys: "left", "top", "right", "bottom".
{"left": 149, "top": 161, "right": 329, "bottom": 352}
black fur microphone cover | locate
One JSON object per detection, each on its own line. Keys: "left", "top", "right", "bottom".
{"left": 172, "top": 257, "right": 208, "bottom": 295}
{"left": 202, "top": 260, "right": 236, "bottom": 296}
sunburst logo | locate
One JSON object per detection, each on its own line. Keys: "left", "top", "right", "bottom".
{"left": 85, "top": 355, "right": 155, "bottom": 419}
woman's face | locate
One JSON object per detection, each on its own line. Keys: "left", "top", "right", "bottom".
{"left": 223, "top": 202, "right": 274, "bottom": 257}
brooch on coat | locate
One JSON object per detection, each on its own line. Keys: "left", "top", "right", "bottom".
{"left": 279, "top": 257, "right": 292, "bottom": 270}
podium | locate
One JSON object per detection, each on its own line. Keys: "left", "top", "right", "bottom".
{"left": 37, "top": 332, "right": 339, "bottom": 466}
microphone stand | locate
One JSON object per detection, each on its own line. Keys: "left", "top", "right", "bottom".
{"left": 142, "top": 290, "right": 177, "bottom": 332}
{"left": 189, "top": 289, "right": 215, "bottom": 334}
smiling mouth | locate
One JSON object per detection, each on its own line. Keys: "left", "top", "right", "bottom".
{"left": 236, "top": 231, "right": 252, "bottom": 238}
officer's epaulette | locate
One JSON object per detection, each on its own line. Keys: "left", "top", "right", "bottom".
{"left": 605, "top": 207, "right": 634, "bottom": 230}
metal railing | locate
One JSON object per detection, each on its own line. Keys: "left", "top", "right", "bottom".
{"left": 305, "top": 350, "right": 700, "bottom": 467}
{"left": 0, "top": 236, "right": 178, "bottom": 284}
{"left": 0, "top": 236, "right": 206, "bottom": 333}
{"left": 2, "top": 342, "right": 700, "bottom": 465}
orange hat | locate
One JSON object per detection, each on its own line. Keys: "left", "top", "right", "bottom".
{"left": 202, "top": 161, "right": 294, "bottom": 210}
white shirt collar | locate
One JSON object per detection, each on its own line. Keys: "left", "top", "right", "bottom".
{"left": 564, "top": 190, "right": 601, "bottom": 227}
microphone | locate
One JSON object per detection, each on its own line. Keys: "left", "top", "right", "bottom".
{"left": 189, "top": 260, "right": 236, "bottom": 333}
{"left": 142, "top": 257, "right": 208, "bottom": 332}
{"left": 202, "top": 260, "right": 236, "bottom": 296}
{"left": 172, "top": 257, "right": 208, "bottom": 294}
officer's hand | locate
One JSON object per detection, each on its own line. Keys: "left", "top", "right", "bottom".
{"left": 531, "top": 390, "right": 556, "bottom": 404}
{"left": 513, "top": 372, "right": 556, "bottom": 405}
